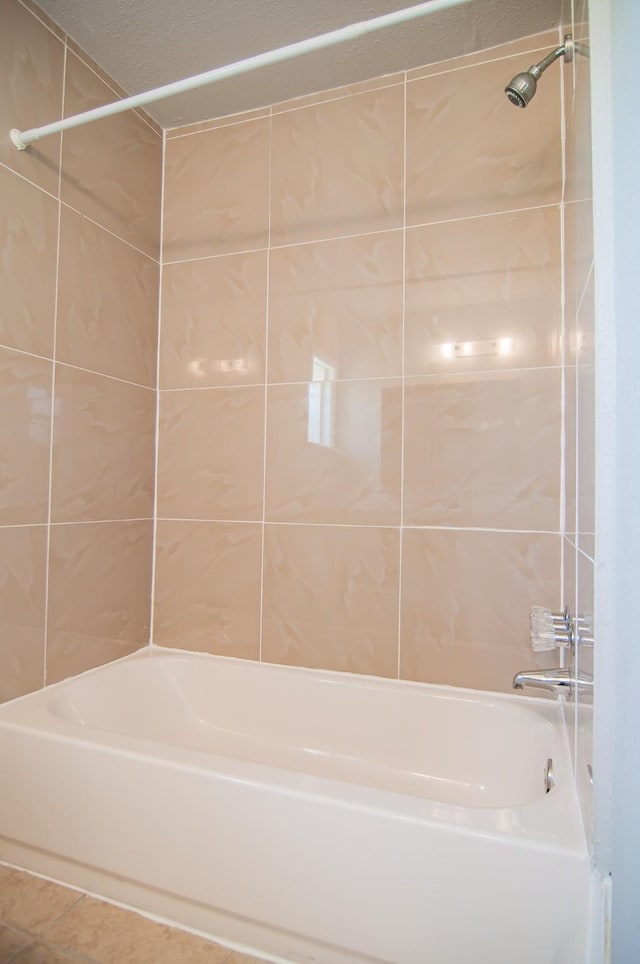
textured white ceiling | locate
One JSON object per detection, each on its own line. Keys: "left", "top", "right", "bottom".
{"left": 37, "top": 0, "right": 562, "bottom": 128}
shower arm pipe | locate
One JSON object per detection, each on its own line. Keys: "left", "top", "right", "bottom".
{"left": 529, "top": 35, "right": 590, "bottom": 79}
{"left": 10, "top": 0, "right": 475, "bottom": 150}
{"left": 529, "top": 44, "right": 569, "bottom": 78}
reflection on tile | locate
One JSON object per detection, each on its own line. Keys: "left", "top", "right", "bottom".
{"left": 0, "top": 526, "right": 47, "bottom": 702}
{"left": 0, "top": 166, "right": 58, "bottom": 358}
{"left": 265, "top": 380, "right": 402, "bottom": 525}
{"left": 157, "top": 387, "right": 264, "bottom": 520}
{"left": 405, "top": 207, "right": 562, "bottom": 375}
{"left": 50, "top": 366, "right": 155, "bottom": 523}
{"left": 0, "top": 348, "right": 52, "bottom": 525}
{"left": 268, "top": 232, "right": 403, "bottom": 383}
{"left": 406, "top": 50, "right": 562, "bottom": 225}
{"left": 43, "top": 895, "right": 232, "bottom": 964}
{"left": 270, "top": 85, "right": 404, "bottom": 246}
{"left": 262, "top": 524, "right": 400, "bottom": 677}
{"left": 56, "top": 207, "right": 159, "bottom": 386}
{"left": 0, "top": 866, "right": 81, "bottom": 934}
{"left": 153, "top": 520, "right": 261, "bottom": 658}
{"left": 46, "top": 521, "right": 152, "bottom": 683}
{"left": 160, "top": 250, "right": 267, "bottom": 389}
{"left": 61, "top": 53, "right": 161, "bottom": 258}
{"left": 403, "top": 369, "right": 561, "bottom": 529}
{"left": 163, "top": 118, "right": 270, "bottom": 261}
{"left": 0, "top": 0, "right": 64, "bottom": 195}
{"left": 400, "top": 529, "right": 560, "bottom": 692}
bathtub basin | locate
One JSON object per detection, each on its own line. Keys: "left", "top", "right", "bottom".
{"left": 0, "top": 648, "right": 589, "bottom": 964}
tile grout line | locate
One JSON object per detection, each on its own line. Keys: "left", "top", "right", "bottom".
{"left": 568, "top": 45, "right": 582, "bottom": 756}
{"left": 163, "top": 30, "right": 558, "bottom": 139}
{"left": 16, "top": 0, "right": 65, "bottom": 40}
{"left": 560, "top": 17, "right": 580, "bottom": 775}
{"left": 559, "top": 31, "right": 567, "bottom": 671}
{"left": 155, "top": 364, "right": 566, "bottom": 394}
{"left": 42, "top": 38, "right": 67, "bottom": 689}
{"left": 50, "top": 518, "right": 155, "bottom": 526}
{"left": 576, "top": 259, "right": 594, "bottom": 318}
{"left": 16, "top": 0, "right": 160, "bottom": 140}
{"left": 153, "top": 518, "right": 563, "bottom": 534}
{"left": 58, "top": 202, "right": 161, "bottom": 264}
{"left": 64, "top": 48, "right": 161, "bottom": 139}
{"left": 37, "top": 892, "right": 87, "bottom": 939}
{"left": 148, "top": 127, "right": 167, "bottom": 650}
{"left": 168, "top": 78, "right": 406, "bottom": 134}
{"left": 160, "top": 199, "right": 564, "bottom": 266}
{"left": 0, "top": 160, "right": 160, "bottom": 265}
{"left": 0, "top": 520, "right": 151, "bottom": 532}
{"left": 13, "top": 0, "right": 139, "bottom": 126}
{"left": 0, "top": 343, "right": 165, "bottom": 391}
{"left": 166, "top": 111, "right": 274, "bottom": 140}
{"left": 576, "top": 544, "right": 595, "bottom": 565}
{"left": 406, "top": 35, "right": 560, "bottom": 83}
{"left": 0, "top": 159, "right": 60, "bottom": 200}
{"left": 258, "top": 109, "right": 274, "bottom": 664}
{"left": 54, "top": 360, "right": 155, "bottom": 392}
{"left": 396, "top": 73, "right": 408, "bottom": 681}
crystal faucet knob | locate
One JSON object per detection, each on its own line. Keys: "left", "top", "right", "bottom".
{"left": 529, "top": 605, "right": 572, "bottom": 652}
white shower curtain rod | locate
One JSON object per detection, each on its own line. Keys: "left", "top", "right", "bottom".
{"left": 10, "top": 0, "right": 474, "bottom": 149}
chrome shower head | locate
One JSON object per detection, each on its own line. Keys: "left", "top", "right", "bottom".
{"left": 504, "top": 35, "right": 575, "bottom": 108}
{"left": 505, "top": 70, "right": 540, "bottom": 108}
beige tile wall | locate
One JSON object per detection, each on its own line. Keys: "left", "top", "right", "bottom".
{"left": 562, "top": 0, "right": 595, "bottom": 842}
{"left": 0, "top": 0, "right": 161, "bottom": 701}
{"left": 156, "top": 28, "right": 565, "bottom": 693}
{"left": 1, "top": 9, "right": 572, "bottom": 702}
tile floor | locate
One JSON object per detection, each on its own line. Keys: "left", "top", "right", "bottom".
{"left": 0, "top": 865, "right": 270, "bottom": 963}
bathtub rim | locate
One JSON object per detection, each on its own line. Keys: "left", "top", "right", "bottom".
{"left": 1, "top": 642, "right": 568, "bottom": 713}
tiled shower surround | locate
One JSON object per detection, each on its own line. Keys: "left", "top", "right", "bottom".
{"left": 0, "top": 0, "right": 161, "bottom": 701}
{"left": 154, "top": 29, "right": 566, "bottom": 693}
{"left": 1, "top": 0, "right": 595, "bottom": 705}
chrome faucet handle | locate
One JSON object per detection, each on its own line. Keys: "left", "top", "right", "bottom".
{"left": 574, "top": 615, "right": 594, "bottom": 648}
{"left": 529, "top": 605, "right": 572, "bottom": 651}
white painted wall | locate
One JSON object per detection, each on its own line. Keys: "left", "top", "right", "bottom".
{"left": 590, "top": 0, "right": 640, "bottom": 959}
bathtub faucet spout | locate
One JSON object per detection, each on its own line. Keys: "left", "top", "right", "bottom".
{"left": 512, "top": 668, "right": 593, "bottom": 694}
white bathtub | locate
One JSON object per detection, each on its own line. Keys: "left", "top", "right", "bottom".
{"left": 0, "top": 648, "right": 589, "bottom": 964}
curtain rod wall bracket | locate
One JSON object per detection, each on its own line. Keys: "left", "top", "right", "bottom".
{"left": 10, "top": 129, "right": 29, "bottom": 150}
